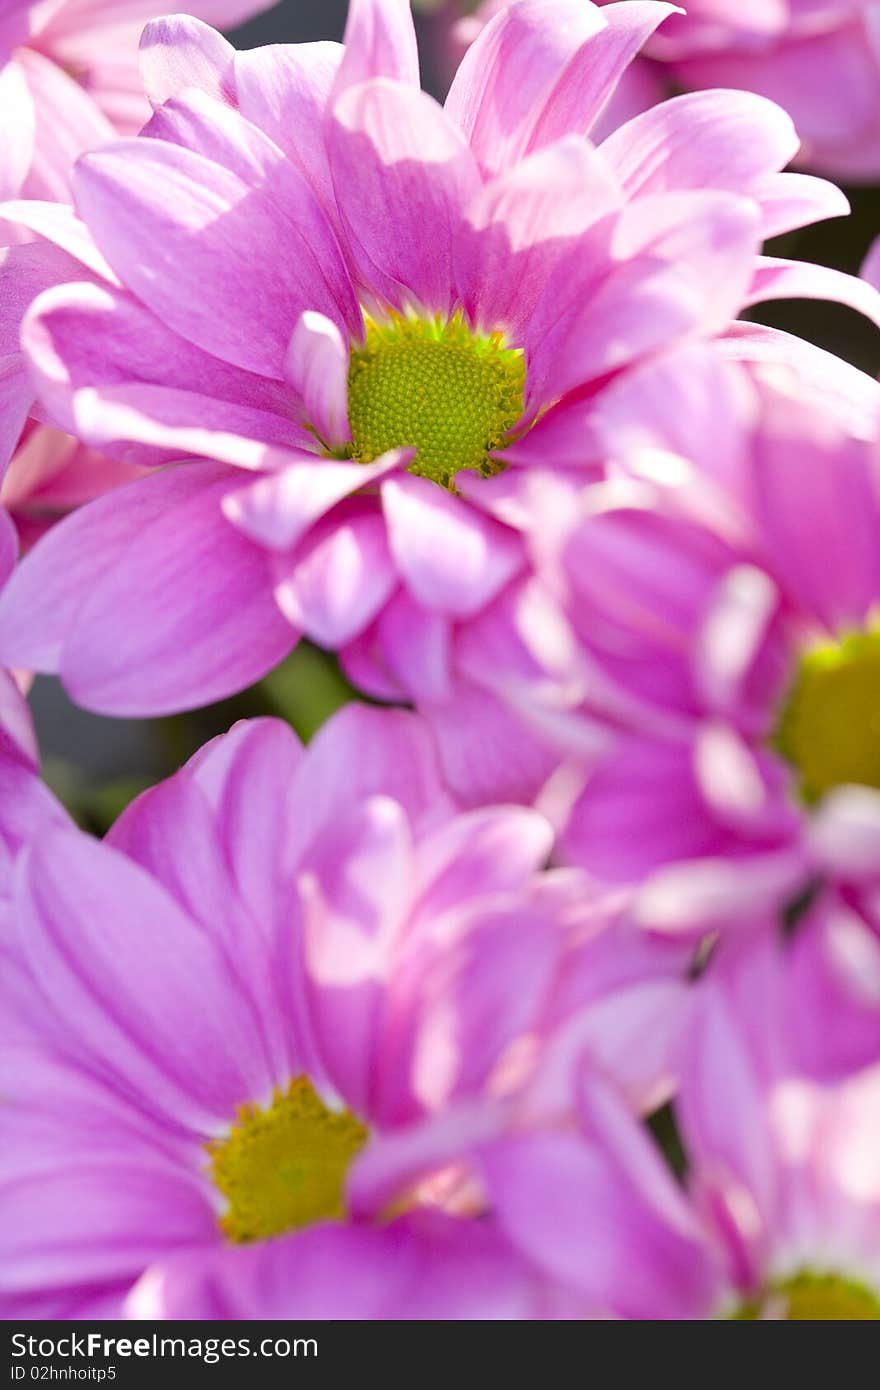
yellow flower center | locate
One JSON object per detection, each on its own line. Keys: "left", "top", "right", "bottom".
{"left": 206, "top": 1076, "right": 368, "bottom": 1244}
{"left": 735, "top": 1271, "right": 880, "bottom": 1320}
{"left": 774, "top": 629, "right": 880, "bottom": 803}
{"left": 347, "top": 310, "right": 525, "bottom": 489}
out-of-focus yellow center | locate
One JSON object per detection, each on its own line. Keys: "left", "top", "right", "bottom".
{"left": 207, "top": 1076, "right": 368, "bottom": 1244}
{"left": 735, "top": 1271, "right": 880, "bottom": 1320}
{"left": 774, "top": 629, "right": 880, "bottom": 803}
{"left": 347, "top": 310, "right": 525, "bottom": 489}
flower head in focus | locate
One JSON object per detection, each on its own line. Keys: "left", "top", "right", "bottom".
{"left": 2, "top": 0, "right": 876, "bottom": 809}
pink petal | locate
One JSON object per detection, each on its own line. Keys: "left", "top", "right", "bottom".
{"left": 600, "top": 88, "right": 798, "bottom": 204}
{"left": 0, "top": 200, "right": 115, "bottom": 279}
{"left": 526, "top": 190, "right": 759, "bottom": 410}
{"left": 23, "top": 279, "right": 299, "bottom": 465}
{"left": 455, "top": 136, "right": 622, "bottom": 339}
{"left": 381, "top": 473, "right": 523, "bottom": 616}
{"left": 223, "top": 450, "right": 408, "bottom": 552}
{"left": 446, "top": 0, "right": 602, "bottom": 176}
{"left": 273, "top": 501, "right": 397, "bottom": 647}
{"left": 334, "top": 0, "right": 420, "bottom": 98}
{"left": 16, "top": 47, "right": 113, "bottom": 202}
{"left": 139, "top": 15, "right": 236, "bottom": 109}
{"left": 0, "top": 463, "right": 297, "bottom": 715}
{"left": 284, "top": 310, "right": 351, "bottom": 451}
{"left": 745, "top": 256, "right": 880, "bottom": 330}
{"left": 0, "top": 58, "right": 34, "bottom": 200}
{"left": 331, "top": 78, "right": 480, "bottom": 316}
{"left": 234, "top": 41, "right": 342, "bottom": 211}
{"left": 73, "top": 136, "right": 359, "bottom": 379}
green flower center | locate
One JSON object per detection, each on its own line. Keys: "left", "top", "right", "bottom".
{"left": 347, "top": 310, "right": 525, "bottom": 489}
{"left": 206, "top": 1076, "right": 368, "bottom": 1243}
{"left": 735, "top": 1271, "right": 880, "bottom": 1320}
{"left": 774, "top": 628, "right": 880, "bottom": 803}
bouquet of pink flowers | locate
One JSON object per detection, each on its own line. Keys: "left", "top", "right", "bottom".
{"left": 3, "top": 0, "right": 880, "bottom": 1323}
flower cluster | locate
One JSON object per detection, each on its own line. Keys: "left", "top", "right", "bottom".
{"left": 2, "top": 0, "right": 880, "bottom": 1321}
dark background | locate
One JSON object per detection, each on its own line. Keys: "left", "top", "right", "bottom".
{"left": 29, "top": 0, "right": 880, "bottom": 828}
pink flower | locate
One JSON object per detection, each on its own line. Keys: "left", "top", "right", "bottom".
{"left": 2, "top": 0, "right": 875, "bottom": 808}
{"left": 0, "top": 702, "right": 690, "bottom": 1318}
{"left": 502, "top": 345, "right": 880, "bottom": 937}
{"left": 478, "top": 921, "right": 880, "bottom": 1318}
{"left": 0, "top": 0, "right": 273, "bottom": 202}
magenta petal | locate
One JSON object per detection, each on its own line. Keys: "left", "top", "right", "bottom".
{"left": 455, "top": 137, "right": 622, "bottom": 339}
{"left": 334, "top": 0, "right": 420, "bottom": 97}
{"left": 234, "top": 41, "right": 342, "bottom": 210}
{"left": 0, "top": 463, "right": 297, "bottom": 715}
{"left": 289, "top": 704, "right": 452, "bottom": 858}
{"left": 482, "top": 1124, "right": 713, "bottom": 1318}
{"left": 298, "top": 797, "right": 415, "bottom": 1113}
{"left": 382, "top": 474, "right": 523, "bottom": 616}
{"left": 330, "top": 79, "right": 480, "bottom": 316}
{"left": 745, "top": 255, "right": 880, "bottom": 330}
{"left": 284, "top": 311, "right": 351, "bottom": 451}
{"left": 128, "top": 1213, "right": 540, "bottom": 1320}
{"left": 139, "top": 15, "right": 235, "bottom": 109}
{"left": 14, "top": 828, "right": 274, "bottom": 1127}
{"left": 74, "top": 136, "right": 359, "bottom": 379}
{"left": 273, "top": 502, "right": 397, "bottom": 647}
{"left": 600, "top": 88, "right": 798, "bottom": 202}
{"left": 223, "top": 450, "right": 408, "bottom": 552}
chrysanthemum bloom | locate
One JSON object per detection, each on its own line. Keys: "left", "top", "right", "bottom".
{"left": 2, "top": 0, "right": 876, "bottom": 802}
{"left": 499, "top": 346, "right": 880, "bottom": 936}
{"left": 478, "top": 921, "right": 880, "bottom": 1319}
{"left": 0, "top": 0, "right": 273, "bottom": 202}
{"left": 0, "top": 703, "right": 691, "bottom": 1318}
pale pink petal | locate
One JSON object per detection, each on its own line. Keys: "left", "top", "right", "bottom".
{"left": 234, "top": 41, "right": 342, "bottom": 211}
{"left": 273, "top": 502, "right": 397, "bottom": 647}
{"left": 223, "top": 450, "right": 408, "bottom": 552}
{"left": 284, "top": 310, "right": 351, "bottom": 451}
{"left": 139, "top": 15, "right": 235, "bottom": 108}
{"left": 0, "top": 59, "right": 34, "bottom": 200}
{"left": 455, "top": 137, "right": 622, "bottom": 339}
{"left": 382, "top": 473, "right": 523, "bottom": 616}
{"left": 331, "top": 79, "right": 480, "bottom": 316}
{"left": 334, "top": 0, "right": 420, "bottom": 98}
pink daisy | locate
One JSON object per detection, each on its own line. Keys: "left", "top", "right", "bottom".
{"left": 1, "top": 0, "right": 876, "bottom": 805}
{"left": 0, "top": 702, "right": 690, "bottom": 1318}
{"left": 501, "top": 345, "right": 880, "bottom": 936}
